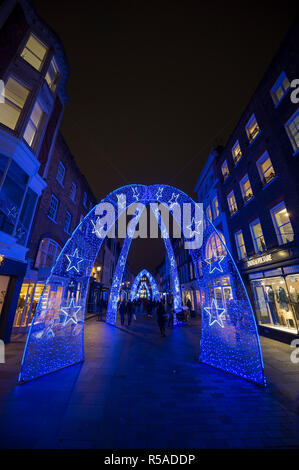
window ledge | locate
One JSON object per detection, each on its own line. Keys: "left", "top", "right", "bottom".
{"left": 292, "top": 148, "right": 299, "bottom": 157}
{"left": 230, "top": 210, "right": 238, "bottom": 218}
{"left": 248, "top": 131, "right": 261, "bottom": 146}
{"left": 274, "top": 89, "right": 290, "bottom": 108}
{"left": 243, "top": 196, "right": 254, "bottom": 207}
{"left": 56, "top": 178, "right": 64, "bottom": 189}
{"left": 262, "top": 176, "right": 278, "bottom": 190}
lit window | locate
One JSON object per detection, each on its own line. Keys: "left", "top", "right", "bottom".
{"left": 212, "top": 196, "right": 219, "bottom": 219}
{"left": 240, "top": 174, "right": 253, "bottom": 203}
{"left": 256, "top": 151, "right": 276, "bottom": 186}
{"left": 235, "top": 230, "right": 246, "bottom": 260}
{"left": 245, "top": 114, "right": 260, "bottom": 143}
{"left": 206, "top": 205, "right": 212, "bottom": 221}
{"left": 205, "top": 232, "right": 227, "bottom": 260}
{"left": 270, "top": 202, "right": 294, "bottom": 245}
{"left": 0, "top": 77, "right": 30, "bottom": 130}
{"left": 45, "top": 58, "right": 60, "bottom": 93}
{"left": 35, "top": 238, "right": 61, "bottom": 268}
{"left": 270, "top": 71, "right": 290, "bottom": 105}
{"left": 232, "top": 140, "right": 242, "bottom": 165}
{"left": 64, "top": 211, "right": 72, "bottom": 234}
{"left": 83, "top": 192, "right": 87, "bottom": 208}
{"left": 48, "top": 194, "right": 59, "bottom": 221}
{"left": 70, "top": 182, "right": 76, "bottom": 202}
{"left": 227, "top": 190, "right": 237, "bottom": 216}
{"left": 221, "top": 160, "right": 229, "bottom": 180}
{"left": 285, "top": 110, "right": 299, "bottom": 153}
{"left": 249, "top": 219, "right": 266, "bottom": 253}
{"left": 20, "top": 34, "right": 48, "bottom": 71}
{"left": 56, "top": 161, "right": 65, "bottom": 186}
{"left": 23, "top": 100, "right": 46, "bottom": 150}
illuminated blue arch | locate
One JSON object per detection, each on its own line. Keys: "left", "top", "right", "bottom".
{"left": 129, "top": 269, "right": 160, "bottom": 302}
{"left": 137, "top": 282, "right": 150, "bottom": 299}
{"left": 18, "top": 184, "right": 265, "bottom": 385}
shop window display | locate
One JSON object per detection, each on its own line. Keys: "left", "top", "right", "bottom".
{"left": 0, "top": 276, "right": 10, "bottom": 318}
{"left": 250, "top": 277, "right": 298, "bottom": 332}
{"left": 286, "top": 275, "right": 299, "bottom": 323}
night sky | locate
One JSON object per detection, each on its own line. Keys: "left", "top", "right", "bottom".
{"left": 33, "top": 0, "right": 295, "bottom": 273}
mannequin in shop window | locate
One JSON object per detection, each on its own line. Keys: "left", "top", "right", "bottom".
{"left": 276, "top": 285, "right": 294, "bottom": 328}
{"left": 289, "top": 285, "right": 299, "bottom": 321}
{"left": 265, "top": 286, "right": 278, "bottom": 325}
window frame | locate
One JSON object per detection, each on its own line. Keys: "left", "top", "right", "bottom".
{"left": 70, "top": 181, "right": 77, "bottom": 202}
{"left": 64, "top": 210, "right": 72, "bottom": 234}
{"left": 48, "top": 194, "right": 59, "bottom": 222}
{"left": 227, "top": 190, "right": 238, "bottom": 216}
{"left": 56, "top": 161, "right": 66, "bottom": 187}
{"left": 234, "top": 229, "right": 247, "bottom": 260}
{"left": 35, "top": 237, "right": 61, "bottom": 268}
{"left": 270, "top": 201, "right": 294, "bottom": 246}
{"left": 285, "top": 110, "right": 299, "bottom": 154}
{"left": 249, "top": 218, "right": 266, "bottom": 254}
{"left": 270, "top": 71, "right": 290, "bottom": 106}
{"left": 232, "top": 140, "right": 242, "bottom": 165}
{"left": 239, "top": 174, "right": 253, "bottom": 203}
{"left": 221, "top": 160, "right": 229, "bottom": 180}
{"left": 20, "top": 33, "right": 48, "bottom": 72}
{"left": 245, "top": 113, "right": 260, "bottom": 143}
{"left": 0, "top": 76, "right": 30, "bottom": 131}
{"left": 23, "top": 98, "right": 47, "bottom": 151}
{"left": 256, "top": 151, "right": 276, "bottom": 187}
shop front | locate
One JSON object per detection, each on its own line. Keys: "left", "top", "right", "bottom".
{"left": 241, "top": 247, "right": 299, "bottom": 342}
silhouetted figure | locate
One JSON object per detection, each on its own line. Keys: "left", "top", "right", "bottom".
{"left": 127, "top": 300, "right": 133, "bottom": 326}
{"left": 119, "top": 300, "right": 127, "bottom": 326}
{"left": 167, "top": 299, "right": 174, "bottom": 328}
{"left": 157, "top": 302, "right": 167, "bottom": 337}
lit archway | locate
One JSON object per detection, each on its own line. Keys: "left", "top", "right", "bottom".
{"left": 129, "top": 269, "right": 160, "bottom": 302}
{"left": 19, "top": 184, "right": 265, "bottom": 385}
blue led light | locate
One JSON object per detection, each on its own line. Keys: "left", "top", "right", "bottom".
{"left": 129, "top": 269, "right": 160, "bottom": 301}
{"left": 18, "top": 184, "right": 265, "bottom": 385}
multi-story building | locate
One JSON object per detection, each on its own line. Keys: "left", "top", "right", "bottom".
{"left": 196, "top": 22, "right": 299, "bottom": 343}
{"left": 0, "top": 0, "right": 69, "bottom": 342}
{"left": 12, "top": 132, "right": 98, "bottom": 332}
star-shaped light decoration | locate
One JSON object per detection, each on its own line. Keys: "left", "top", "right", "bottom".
{"left": 35, "top": 319, "right": 56, "bottom": 339}
{"left": 156, "top": 187, "right": 164, "bottom": 200}
{"left": 119, "top": 256, "right": 126, "bottom": 267}
{"left": 91, "top": 218, "right": 105, "bottom": 238}
{"left": 65, "top": 248, "right": 84, "bottom": 273}
{"left": 204, "top": 299, "right": 226, "bottom": 328}
{"left": 205, "top": 250, "right": 225, "bottom": 273}
{"left": 117, "top": 193, "right": 126, "bottom": 209}
{"left": 168, "top": 193, "right": 180, "bottom": 209}
{"left": 60, "top": 297, "right": 82, "bottom": 326}
{"left": 7, "top": 206, "right": 18, "bottom": 220}
{"left": 186, "top": 217, "right": 202, "bottom": 238}
{"left": 132, "top": 187, "right": 139, "bottom": 201}
{"left": 113, "top": 276, "right": 119, "bottom": 288}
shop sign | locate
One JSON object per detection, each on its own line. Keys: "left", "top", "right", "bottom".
{"left": 247, "top": 254, "right": 272, "bottom": 268}
{"left": 245, "top": 249, "right": 289, "bottom": 269}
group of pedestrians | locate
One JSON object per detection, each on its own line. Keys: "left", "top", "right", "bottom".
{"left": 117, "top": 297, "right": 174, "bottom": 337}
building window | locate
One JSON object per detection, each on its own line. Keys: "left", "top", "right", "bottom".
{"left": 221, "top": 160, "right": 229, "bottom": 180}
{"left": 212, "top": 196, "right": 219, "bottom": 219}
{"left": 227, "top": 190, "right": 237, "bottom": 216}
{"left": 235, "top": 230, "right": 246, "bottom": 260}
{"left": 56, "top": 161, "right": 65, "bottom": 187}
{"left": 0, "top": 77, "right": 30, "bottom": 130}
{"left": 23, "top": 100, "right": 46, "bottom": 150}
{"left": 48, "top": 194, "right": 59, "bottom": 222}
{"left": 285, "top": 110, "right": 299, "bottom": 153}
{"left": 270, "top": 202, "right": 294, "bottom": 245}
{"left": 83, "top": 192, "right": 87, "bottom": 208}
{"left": 70, "top": 181, "right": 76, "bottom": 202}
{"left": 20, "top": 34, "right": 48, "bottom": 71}
{"left": 256, "top": 151, "right": 276, "bottom": 186}
{"left": 205, "top": 232, "right": 227, "bottom": 260}
{"left": 206, "top": 205, "right": 212, "bottom": 221}
{"left": 232, "top": 140, "right": 242, "bottom": 165}
{"left": 45, "top": 57, "right": 60, "bottom": 93}
{"left": 240, "top": 174, "right": 253, "bottom": 203}
{"left": 35, "top": 238, "right": 61, "bottom": 268}
{"left": 249, "top": 219, "right": 266, "bottom": 253}
{"left": 270, "top": 71, "right": 290, "bottom": 106}
{"left": 0, "top": 160, "right": 28, "bottom": 236}
{"left": 64, "top": 211, "right": 72, "bottom": 234}
{"left": 245, "top": 114, "right": 260, "bottom": 143}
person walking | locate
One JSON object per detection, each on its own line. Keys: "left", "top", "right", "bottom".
{"left": 119, "top": 300, "right": 127, "bottom": 326}
{"left": 96, "top": 296, "right": 103, "bottom": 322}
{"left": 127, "top": 299, "right": 133, "bottom": 326}
{"left": 157, "top": 301, "right": 167, "bottom": 337}
{"left": 167, "top": 299, "right": 174, "bottom": 328}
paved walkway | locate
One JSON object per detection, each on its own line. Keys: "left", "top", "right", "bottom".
{"left": 0, "top": 316, "right": 299, "bottom": 449}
